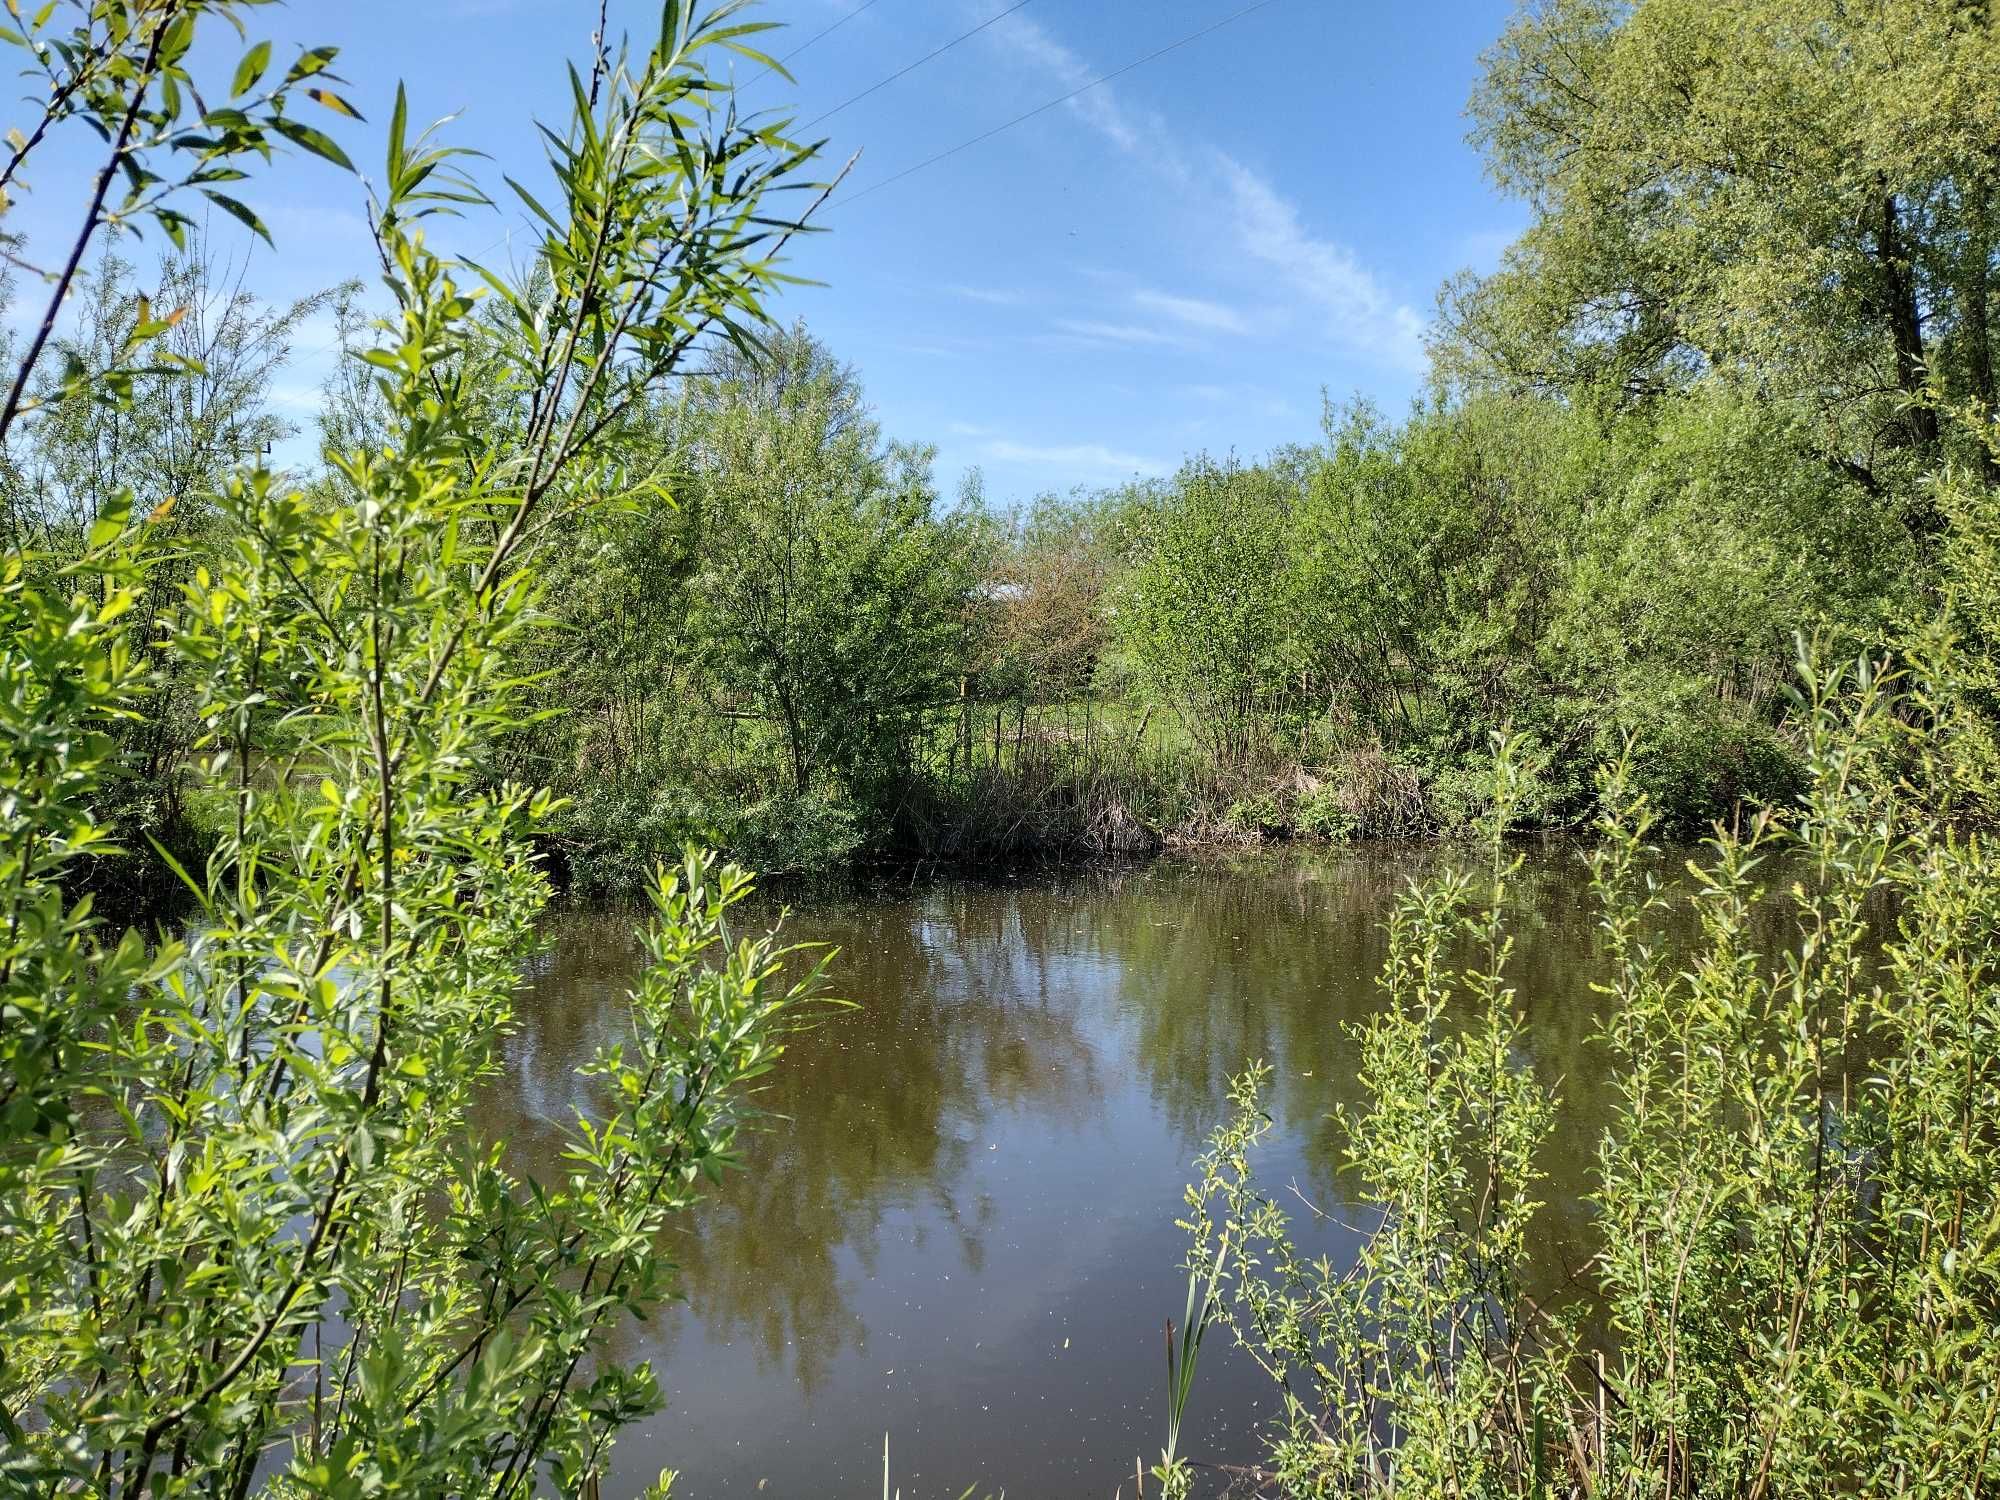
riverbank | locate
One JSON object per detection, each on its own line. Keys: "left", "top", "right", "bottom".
{"left": 538, "top": 732, "right": 1620, "bottom": 898}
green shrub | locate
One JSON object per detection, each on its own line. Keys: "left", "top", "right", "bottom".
{"left": 1293, "top": 780, "right": 1357, "bottom": 841}
{"left": 1225, "top": 790, "right": 1285, "bottom": 838}
{"left": 1164, "top": 660, "right": 2000, "bottom": 1495}
{"left": 0, "top": 3, "right": 837, "bottom": 1490}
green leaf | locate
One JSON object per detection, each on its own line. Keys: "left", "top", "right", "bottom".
{"left": 144, "top": 834, "right": 211, "bottom": 909}
{"left": 502, "top": 175, "right": 561, "bottom": 232}
{"left": 388, "top": 83, "right": 407, "bottom": 177}
{"left": 270, "top": 115, "right": 354, "bottom": 172}
{"left": 283, "top": 44, "right": 339, "bottom": 85}
{"left": 200, "top": 189, "right": 272, "bottom": 245}
{"left": 159, "top": 11, "right": 195, "bottom": 64}
{"left": 87, "top": 510, "right": 127, "bottom": 550}
{"left": 231, "top": 39, "right": 270, "bottom": 98}
{"left": 128, "top": 303, "right": 188, "bottom": 345}
{"left": 152, "top": 206, "right": 194, "bottom": 250}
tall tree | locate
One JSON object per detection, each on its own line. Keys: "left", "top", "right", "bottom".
{"left": 679, "top": 327, "right": 979, "bottom": 803}
{"left": 1444, "top": 0, "right": 2000, "bottom": 518}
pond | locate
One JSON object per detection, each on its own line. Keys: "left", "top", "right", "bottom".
{"left": 491, "top": 846, "right": 1659, "bottom": 1498}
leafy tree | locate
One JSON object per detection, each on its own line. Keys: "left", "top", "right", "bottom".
{"left": 2, "top": 241, "right": 339, "bottom": 871}
{"left": 678, "top": 326, "right": 981, "bottom": 804}
{"left": 1445, "top": 0, "right": 2000, "bottom": 517}
{"left": 977, "top": 490, "right": 1120, "bottom": 707}
{"left": 1549, "top": 382, "right": 1914, "bottom": 816}
{"left": 1279, "top": 387, "right": 1915, "bottom": 829}
{"left": 0, "top": 2, "right": 838, "bottom": 1492}
{"left": 1114, "top": 457, "right": 1297, "bottom": 767}
{"left": 1290, "top": 396, "right": 1593, "bottom": 770}
{"left": 1170, "top": 690, "right": 2000, "bottom": 1496}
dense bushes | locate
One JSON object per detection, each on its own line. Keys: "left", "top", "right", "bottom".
{"left": 1159, "top": 456, "right": 2000, "bottom": 1494}
{"left": 496, "top": 326, "right": 983, "bottom": 882}
{"left": 0, "top": 2, "right": 836, "bottom": 1489}
{"left": 1146, "top": 1, "right": 2000, "bottom": 1485}
{"left": 1168, "top": 647, "right": 2000, "bottom": 1495}
{"left": 941, "top": 385, "right": 1906, "bottom": 852}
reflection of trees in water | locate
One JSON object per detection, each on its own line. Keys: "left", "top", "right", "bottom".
{"left": 480, "top": 850, "right": 1851, "bottom": 1402}
{"left": 1084, "top": 845, "right": 1854, "bottom": 1308}
{"left": 491, "top": 887, "right": 1107, "bottom": 1393}
{"left": 1084, "top": 847, "right": 1700, "bottom": 1295}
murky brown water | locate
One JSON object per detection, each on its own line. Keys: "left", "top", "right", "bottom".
{"left": 490, "top": 846, "right": 1691, "bottom": 1498}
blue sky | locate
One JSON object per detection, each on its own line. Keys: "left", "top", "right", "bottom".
{"left": 14, "top": 0, "right": 1526, "bottom": 504}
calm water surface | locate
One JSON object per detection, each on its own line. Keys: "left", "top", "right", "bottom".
{"left": 495, "top": 847, "right": 1640, "bottom": 1498}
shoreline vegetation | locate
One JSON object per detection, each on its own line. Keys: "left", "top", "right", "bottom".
{"left": 4, "top": 0, "right": 1998, "bottom": 1493}
{"left": 37, "top": 0, "right": 1991, "bottom": 911}
{"left": 89, "top": 347, "right": 1931, "bottom": 906}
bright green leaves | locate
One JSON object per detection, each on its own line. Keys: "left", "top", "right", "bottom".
{"left": 1450, "top": 0, "right": 2000, "bottom": 505}
{"left": 377, "top": 82, "right": 486, "bottom": 228}
{"left": 122, "top": 294, "right": 186, "bottom": 348}
{"left": 284, "top": 44, "right": 340, "bottom": 86}
{"left": 198, "top": 188, "right": 271, "bottom": 244}
{"left": 1173, "top": 646, "right": 2000, "bottom": 1494}
{"left": 269, "top": 113, "right": 354, "bottom": 173}
{"left": 230, "top": 38, "right": 270, "bottom": 98}
{"left": 0, "top": 507, "right": 174, "bottom": 1156}
{"left": 629, "top": 328, "right": 979, "bottom": 820}
{"left": 2, "top": 3, "right": 835, "bottom": 1492}
{"left": 1114, "top": 457, "right": 1295, "bottom": 769}
{"left": 0, "top": 2, "right": 363, "bottom": 445}
{"left": 451, "top": 0, "right": 824, "bottom": 508}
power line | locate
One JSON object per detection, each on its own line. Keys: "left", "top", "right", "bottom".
{"left": 288, "top": 4, "right": 1282, "bottom": 370}
{"left": 833, "top": 0, "right": 1283, "bottom": 211}
{"left": 799, "top": 0, "right": 1034, "bottom": 133}
{"left": 286, "top": 0, "right": 1020, "bottom": 365}
{"left": 297, "top": 0, "right": 899, "bottom": 364}
{"left": 779, "top": 0, "right": 886, "bottom": 64}
{"left": 739, "top": 0, "right": 887, "bottom": 92}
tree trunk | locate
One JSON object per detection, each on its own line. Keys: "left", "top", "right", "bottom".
{"left": 777, "top": 687, "right": 808, "bottom": 794}
{"left": 1967, "top": 185, "right": 1999, "bottom": 485}
{"left": 1879, "top": 188, "right": 1941, "bottom": 451}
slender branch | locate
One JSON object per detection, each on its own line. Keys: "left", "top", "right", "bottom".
{"left": 0, "top": 1, "right": 181, "bottom": 444}
{"left": 1, "top": 38, "right": 100, "bottom": 192}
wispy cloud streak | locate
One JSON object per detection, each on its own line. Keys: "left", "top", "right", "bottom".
{"left": 981, "top": 9, "right": 1426, "bottom": 370}
{"left": 978, "top": 438, "right": 1170, "bottom": 476}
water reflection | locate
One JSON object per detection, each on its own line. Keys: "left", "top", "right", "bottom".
{"left": 491, "top": 847, "right": 1675, "bottom": 1497}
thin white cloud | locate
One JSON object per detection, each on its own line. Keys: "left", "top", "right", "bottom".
{"left": 1175, "top": 381, "right": 1300, "bottom": 420}
{"left": 980, "top": 10, "right": 1426, "bottom": 372}
{"left": 986, "top": 11, "right": 1154, "bottom": 157}
{"left": 948, "top": 284, "right": 1032, "bottom": 306}
{"left": 979, "top": 438, "right": 1170, "bottom": 477}
{"left": 1132, "top": 288, "right": 1250, "bottom": 336}
{"left": 1216, "top": 156, "right": 1427, "bottom": 373}
{"left": 1052, "top": 318, "right": 1188, "bottom": 348}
